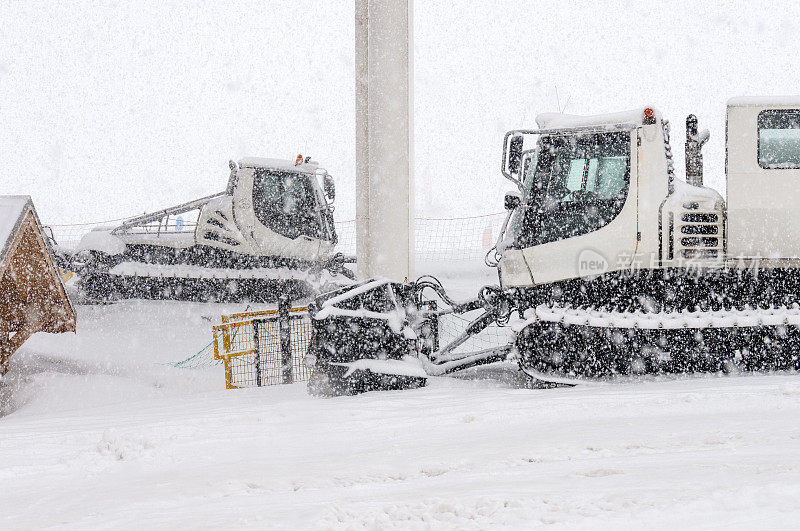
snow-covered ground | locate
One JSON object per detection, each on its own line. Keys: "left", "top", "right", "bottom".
{"left": 8, "top": 2, "right": 800, "bottom": 527}
{"left": 4, "top": 276, "right": 800, "bottom": 528}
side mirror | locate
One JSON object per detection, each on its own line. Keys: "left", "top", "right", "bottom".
{"left": 323, "top": 174, "right": 336, "bottom": 201}
{"left": 507, "top": 135, "right": 524, "bottom": 175}
{"left": 504, "top": 191, "right": 522, "bottom": 211}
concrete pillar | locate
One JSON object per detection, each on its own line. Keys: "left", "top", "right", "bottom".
{"left": 355, "top": 0, "right": 414, "bottom": 281}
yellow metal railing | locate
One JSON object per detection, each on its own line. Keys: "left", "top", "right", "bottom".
{"left": 219, "top": 306, "right": 307, "bottom": 324}
{"left": 213, "top": 307, "right": 313, "bottom": 389}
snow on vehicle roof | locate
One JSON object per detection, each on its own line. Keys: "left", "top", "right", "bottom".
{"left": 727, "top": 96, "right": 800, "bottom": 107}
{"left": 238, "top": 157, "right": 318, "bottom": 173}
{"left": 535, "top": 107, "right": 661, "bottom": 130}
{"left": 0, "top": 195, "right": 33, "bottom": 262}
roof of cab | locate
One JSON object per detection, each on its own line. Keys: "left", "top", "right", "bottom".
{"left": 535, "top": 107, "right": 661, "bottom": 130}
{"left": 238, "top": 157, "right": 318, "bottom": 173}
{"left": 727, "top": 96, "right": 800, "bottom": 107}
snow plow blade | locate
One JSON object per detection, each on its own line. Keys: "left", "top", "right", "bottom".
{"left": 305, "top": 278, "right": 514, "bottom": 396}
{"left": 306, "top": 280, "right": 430, "bottom": 396}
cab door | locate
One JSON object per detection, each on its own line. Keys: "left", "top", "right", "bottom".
{"left": 234, "top": 167, "right": 323, "bottom": 260}
{"left": 519, "top": 129, "right": 639, "bottom": 285}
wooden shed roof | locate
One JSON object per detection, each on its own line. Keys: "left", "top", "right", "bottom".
{"left": 0, "top": 196, "right": 34, "bottom": 263}
{"left": 0, "top": 196, "right": 75, "bottom": 335}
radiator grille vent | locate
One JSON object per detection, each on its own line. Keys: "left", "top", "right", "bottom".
{"left": 674, "top": 207, "right": 723, "bottom": 261}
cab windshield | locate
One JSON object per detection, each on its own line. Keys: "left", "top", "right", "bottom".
{"left": 252, "top": 170, "right": 324, "bottom": 241}
{"left": 512, "top": 130, "right": 631, "bottom": 247}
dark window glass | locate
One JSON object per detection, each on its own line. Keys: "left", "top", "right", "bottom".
{"left": 512, "top": 131, "right": 631, "bottom": 247}
{"left": 758, "top": 109, "right": 800, "bottom": 169}
{"left": 252, "top": 170, "right": 321, "bottom": 240}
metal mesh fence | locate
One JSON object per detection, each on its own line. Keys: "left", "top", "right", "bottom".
{"left": 252, "top": 317, "right": 312, "bottom": 386}
{"left": 228, "top": 350, "right": 258, "bottom": 387}
{"left": 212, "top": 308, "right": 312, "bottom": 388}
{"left": 46, "top": 212, "right": 507, "bottom": 261}
{"left": 169, "top": 342, "right": 220, "bottom": 369}
{"left": 45, "top": 216, "right": 138, "bottom": 251}
{"left": 438, "top": 312, "right": 514, "bottom": 354}
{"left": 332, "top": 213, "right": 506, "bottom": 262}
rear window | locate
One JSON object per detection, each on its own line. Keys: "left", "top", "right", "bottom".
{"left": 758, "top": 109, "right": 800, "bottom": 169}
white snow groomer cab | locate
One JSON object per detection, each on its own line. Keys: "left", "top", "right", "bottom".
{"left": 74, "top": 156, "right": 354, "bottom": 302}
{"left": 308, "top": 98, "right": 800, "bottom": 395}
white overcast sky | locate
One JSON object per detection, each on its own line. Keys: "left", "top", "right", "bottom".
{"left": 3, "top": 1, "right": 800, "bottom": 223}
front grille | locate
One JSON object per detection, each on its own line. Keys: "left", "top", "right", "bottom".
{"left": 681, "top": 237, "right": 719, "bottom": 247}
{"left": 681, "top": 225, "right": 718, "bottom": 235}
{"left": 682, "top": 249, "right": 718, "bottom": 259}
{"left": 682, "top": 213, "right": 718, "bottom": 223}
{"left": 674, "top": 207, "right": 724, "bottom": 262}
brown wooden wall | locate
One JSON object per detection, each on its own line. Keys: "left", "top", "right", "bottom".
{"left": 0, "top": 211, "right": 75, "bottom": 373}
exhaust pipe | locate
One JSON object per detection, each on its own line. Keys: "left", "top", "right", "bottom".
{"left": 685, "top": 114, "right": 710, "bottom": 187}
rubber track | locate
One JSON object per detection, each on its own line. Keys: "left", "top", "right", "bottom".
{"left": 516, "top": 314, "right": 800, "bottom": 381}
{"left": 79, "top": 272, "right": 312, "bottom": 303}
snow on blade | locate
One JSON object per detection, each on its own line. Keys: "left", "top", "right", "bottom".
{"left": 338, "top": 356, "right": 427, "bottom": 378}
